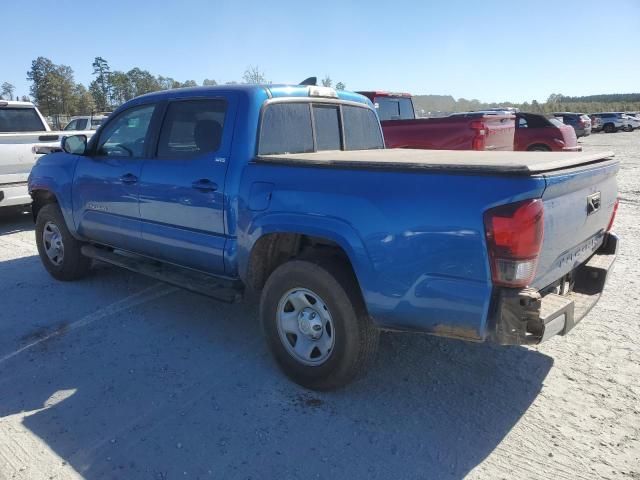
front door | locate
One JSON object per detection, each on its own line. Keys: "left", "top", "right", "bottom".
{"left": 73, "top": 103, "right": 157, "bottom": 252}
{"left": 138, "top": 96, "right": 235, "bottom": 274}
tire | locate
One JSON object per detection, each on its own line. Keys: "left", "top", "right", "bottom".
{"left": 527, "top": 145, "right": 551, "bottom": 152}
{"left": 603, "top": 123, "right": 615, "bottom": 133}
{"left": 35, "top": 203, "right": 91, "bottom": 281}
{"left": 260, "top": 259, "right": 379, "bottom": 390}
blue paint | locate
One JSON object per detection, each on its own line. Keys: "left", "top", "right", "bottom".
{"left": 28, "top": 84, "right": 615, "bottom": 342}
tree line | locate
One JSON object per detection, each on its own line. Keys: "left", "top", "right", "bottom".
{"left": 412, "top": 93, "right": 640, "bottom": 116}
{"left": 2, "top": 57, "right": 637, "bottom": 116}
{"left": 0, "top": 57, "right": 348, "bottom": 117}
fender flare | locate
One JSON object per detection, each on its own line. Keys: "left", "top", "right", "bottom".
{"left": 239, "top": 212, "right": 376, "bottom": 296}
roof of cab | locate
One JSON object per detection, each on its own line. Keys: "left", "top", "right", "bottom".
{"left": 0, "top": 100, "right": 35, "bottom": 108}
{"left": 133, "top": 84, "right": 371, "bottom": 106}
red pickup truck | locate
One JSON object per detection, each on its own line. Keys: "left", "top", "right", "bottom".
{"left": 357, "top": 91, "right": 515, "bottom": 151}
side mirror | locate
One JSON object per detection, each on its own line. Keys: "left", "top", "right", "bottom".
{"left": 61, "top": 134, "right": 87, "bottom": 155}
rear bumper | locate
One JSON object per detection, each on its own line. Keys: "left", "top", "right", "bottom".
{"left": 0, "top": 182, "right": 31, "bottom": 208}
{"left": 488, "top": 233, "right": 618, "bottom": 345}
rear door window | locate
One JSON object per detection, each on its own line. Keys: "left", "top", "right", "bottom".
{"left": 157, "top": 99, "right": 227, "bottom": 158}
{"left": 0, "top": 108, "right": 46, "bottom": 132}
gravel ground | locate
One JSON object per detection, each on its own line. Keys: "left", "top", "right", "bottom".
{"left": 0, "top": 132, "right": 638, "bottom": 480}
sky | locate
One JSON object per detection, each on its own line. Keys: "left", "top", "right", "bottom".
{"left": 1, "top": 0, "right": 639, "bottom": 103}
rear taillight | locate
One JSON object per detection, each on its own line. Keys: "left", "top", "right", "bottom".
{"left": 606, "top": 198, "right": 619, "bottom": 232}
{"left": 484, "top": 199, "right": 544, "bottom": 288}
{"left": 471, "top": 120, "right": 486, "bottom": 150}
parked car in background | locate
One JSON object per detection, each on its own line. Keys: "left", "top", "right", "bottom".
{"left": 29, "top": 84, "right": 619, "bottom": 389}
{"left": 356, "top": 91, "right": 515, "bottom": 151}
{"left": 552, "top": 112, "right": 591, "bottom": 137}
{"left": 0, "top": 100, "right": 94, "bottom": 208}
{"left": 591, "top": 113, "right": 625, "bottom": 133}
{"left": 590, "top": 115, "right": 603, "bottom": 133}
{"left": 64, "top": 114, "right": 109, "bottom": 131}
{"left": 620, "top": 113, "right": 640, "bottom": 132}
{"left": 516, "top": 113, "right": 580, "bottom": 152}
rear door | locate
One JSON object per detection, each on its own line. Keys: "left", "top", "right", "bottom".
{"left": 137, "top": 96, "right": 236, "bottom": 274}
{"left": 73, "top": 103, "right": 158, "bottom": 251}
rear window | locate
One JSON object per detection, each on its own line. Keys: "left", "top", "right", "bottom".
{"left": 258, "top": 102, "right": 383, "bottom": 155}
{"left": 343, "top": 105, "right": 384, "bottom": 150}
{"left": 374, "top": 97, "right": 414, "bottom": 121}
{"left": 259, "top": 103, "right": 314, "bottom": 155}
{"left": 313, "top": 105, "right": 341, "bottom": 151}
{"left": 548, "top": 118, "right": 565, "bottom": 128}
{"left": 518, "top": 114, "right": 552, "bottom": 128}
{"left": 0, "top": 108, "right": 45, "bottom": 132}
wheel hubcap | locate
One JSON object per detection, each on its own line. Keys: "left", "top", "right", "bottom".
{"left": 43, "top": 221, "right": 64, "bottom": 266}
{"left": 276, "top": 288, "right": 335, "bottom": 366}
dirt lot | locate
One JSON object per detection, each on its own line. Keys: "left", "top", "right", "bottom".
{"left": 0, "top": 132, "right": 638, "bottom": 480}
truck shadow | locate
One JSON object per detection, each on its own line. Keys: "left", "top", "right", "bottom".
{"left": 0, "top": 205, "right": 33, "bottom": 235}
{"left": 0, "top": 255, "right": 553, "bottom": 479}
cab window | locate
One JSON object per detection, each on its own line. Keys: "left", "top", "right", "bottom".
{"left": 156, "top": 99, "right": 226, "bottom": 158}
{"left": 96, "top": 105, "right": 155, "bottom": 158}
{"left": 374, "top": 97, "right": 414, "bottom": 121}
{"left": 258, "top": 102, "right": 383, "bottom": 155}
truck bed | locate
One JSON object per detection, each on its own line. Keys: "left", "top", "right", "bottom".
{"left": 256, "top": 149, "right": 616, "bottom": 176}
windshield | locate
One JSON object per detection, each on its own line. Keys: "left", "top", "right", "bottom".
{"left": 259, "top": 102, "right": 383, "bottom": 155}
{"left": 374, "top": 97, "right": 415, "bottom": 121}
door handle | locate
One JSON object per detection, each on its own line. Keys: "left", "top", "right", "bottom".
{"left": 120, "top": 173, "right": 138, "bottom": 184}
{"left": 192, "top": 179, "right": 218, "bottom": 192}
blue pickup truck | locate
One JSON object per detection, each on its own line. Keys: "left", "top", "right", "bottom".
{"left": 28, "top": 84, "right": 619, "bottom": 389}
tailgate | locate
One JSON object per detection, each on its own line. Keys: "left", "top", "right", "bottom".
{"left": 0, "top": 133, "right": 61, "bottom": 182}
{"left": 483, "top": 115, "right": 515, "bottom": 151}
{"left": 533, "top": 160, "right": 619, "bottom": 290}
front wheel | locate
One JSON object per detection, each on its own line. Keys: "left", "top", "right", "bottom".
{"left": 260, "top": 259, "right": 379, "bottom": 390}
{"left": 35, "top": 203, "right": 91, "bottom": 281}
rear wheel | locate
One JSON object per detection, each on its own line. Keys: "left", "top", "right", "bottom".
{"left": 35, "top": 203, "right": 91, "bottom": 281}
{"left": 527, "top": 145, "right": 551, "bottom": 152}
{"left": 603, "top": 123, "right": 615, "bottom": 133}
{"left": 260, "top": 259, "right": 379, "bottom": 390}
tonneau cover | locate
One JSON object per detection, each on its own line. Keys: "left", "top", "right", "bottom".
{"left": 256, "top": 149, "right": 616, "bottom": 175}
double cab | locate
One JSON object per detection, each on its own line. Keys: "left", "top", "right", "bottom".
{"left": 29, "top": 84, "right": 619, "bottom": 389}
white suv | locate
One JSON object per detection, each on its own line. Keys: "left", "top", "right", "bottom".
{"left": 592, "top": 113, "right": 626, "bottom": 133}
{"left": 621, "top": 114, "right": 640, "bottom": 132}
{"left": 64, "top": 114, "right": 109, "bottom": 131}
